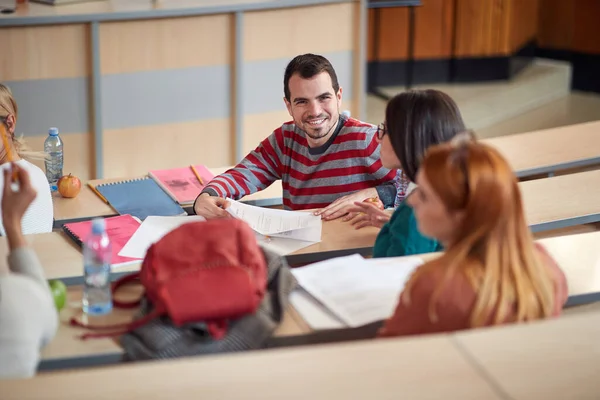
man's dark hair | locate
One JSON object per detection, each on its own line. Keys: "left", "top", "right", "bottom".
{"left": 283, "top": 54, "right": 340, "bottom": 102}
{"left": 385, "top": 89, "right": 466, "bottom": 182}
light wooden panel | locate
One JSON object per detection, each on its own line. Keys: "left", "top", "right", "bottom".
{"left": 99, "top": 15, "right": 231, "bottom": 74}
{"left": 103, "top": 119, "right": 231, "bottom": 178}
{"left": 537, "top": 0, "right": 575, "bottom": 49}
{"left": 243, "top": 3, "right": 354, "bottom": 62}
{"left": 0, "top": 25, "right": 89, "bottom": 81}
{"left": 241, "top": 101, "right": 356, "bottom": 157}
{"left": 572, "top": 0, "right": 600, "bottom": 55}
{"left": 242, "top": 109, "right": 291, "bottom": 157}
{"left": 26, "top": 132, "right": 93, "bottom": 182}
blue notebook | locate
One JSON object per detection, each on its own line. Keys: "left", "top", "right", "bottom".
{"left": 96, "top": 177, "right": 187, "bottom": 221}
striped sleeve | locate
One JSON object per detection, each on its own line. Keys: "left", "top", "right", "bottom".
{"left": 201, "top": 130, "right": 284, "bottom": 199}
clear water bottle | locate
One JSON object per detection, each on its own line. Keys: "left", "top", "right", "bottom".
{"left": 82, "top": 218, "right": 113, "bottom": 315}
{"left": 43, "top": 127, "right": 63, "bottom": 191}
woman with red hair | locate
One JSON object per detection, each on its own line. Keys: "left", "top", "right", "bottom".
{"left": 379, "top": 138, "right": 568, "bottom": 337}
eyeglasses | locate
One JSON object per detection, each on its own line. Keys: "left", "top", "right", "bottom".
{"left": 376, "top": 122, "right": 387, "bottom": 140}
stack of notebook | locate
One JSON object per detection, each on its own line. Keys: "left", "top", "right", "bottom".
{"left": 148, "top": 165, "right": 214, "bottom": 205}
{"left": 90, "top": 177, "right": 187, "bottom": 221}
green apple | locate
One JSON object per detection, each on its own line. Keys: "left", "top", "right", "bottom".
{"left": 48, "top": 279, "right": 67, "bottom": 311}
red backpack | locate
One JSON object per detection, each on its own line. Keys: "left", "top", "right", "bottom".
{"left": 70, "top": 218, "right": 268, "bottom": 340}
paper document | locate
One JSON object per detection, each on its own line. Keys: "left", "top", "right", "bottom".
{"left": 225, "top": 198, "right": 322, "bottom": 242}
{"left": 255, "top": 233, "right": 317, "bottom": 256}
{"left": 119, "top": 215, "right": 206, "bottom": 259}
{"left": 290, "top": 254, "right": 424, "bottom": 328}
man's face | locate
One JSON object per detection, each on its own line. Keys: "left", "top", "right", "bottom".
{"left": 284, "top": 72, "right": 342, "bottom": 147}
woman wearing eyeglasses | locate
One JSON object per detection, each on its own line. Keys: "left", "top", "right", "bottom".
{"left": 0, "top": 83, "right": 53, "bottom": 235}
{"left": 345, "top": 89, "right": 466, "bottom": 257}
{"left": 378, "top": 139, "right": 568, "bottom": 337}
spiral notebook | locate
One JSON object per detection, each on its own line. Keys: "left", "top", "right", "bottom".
{"left": 62, "top": 214, "right": 143, "bottom": 267}
{"left": 95, "top": 177, "right": 187, "bottom": 221}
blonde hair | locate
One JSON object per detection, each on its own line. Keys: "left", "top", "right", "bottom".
{"left": 0, "top": 83, "right": 46, "bottom": 161}
{"left": 405, "top": 139, "right": 555, "bottom": 327}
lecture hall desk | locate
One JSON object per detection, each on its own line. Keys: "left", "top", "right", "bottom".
{"left": 52, "top": 166, "right": 284, "bottom": 228}
{"left": 482, "top": 120, "right": 600, "bottom": 178}
{"left": 32, "top": 230, "right": 600, "bottom": 372}
{"left": 4, "top": 300, "right": 599, "bottom": 399}
{"left": 53, "top": 120, "right": 600, "bottom": 227}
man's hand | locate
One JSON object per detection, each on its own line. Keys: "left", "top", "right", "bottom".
{"left": 343, "top": 201, "right": 391, "bottom": 230}
{"left": 2, "top": 163, "right": 37, "bottom": 249}
{"left": 193, "top": 193, "right": 231, "bottom": 219}
{"left": 314, "top": 187, "right": 378, "bottom": 221}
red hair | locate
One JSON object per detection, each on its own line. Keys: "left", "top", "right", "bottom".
{"left": 405, "top": 139, "right": 555, "bottom": 326}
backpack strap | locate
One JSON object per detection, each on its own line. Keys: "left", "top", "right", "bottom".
{"left": 111, "top": 272, "right": 143, "bottom": 309}
{"left": 71, "top": 307, "right": 165, "bottom": 340}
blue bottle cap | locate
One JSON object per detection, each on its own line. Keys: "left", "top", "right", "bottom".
{"left": 48, "top": 127, "right": 59, "bottom": 136}
{"left": 91, "top": 218, "right": 106, "bottom": 234}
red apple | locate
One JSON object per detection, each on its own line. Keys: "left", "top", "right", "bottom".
{"left": 57, "top": 173, "right": 81, "bottom": 198}
{"left": 363, "top": 196, "right": 384, "bottom": 210}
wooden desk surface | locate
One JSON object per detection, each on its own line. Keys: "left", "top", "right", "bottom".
{"left": 32, "top": 331, "right": 500, "bottom": 400}
{"left": 31, "top": 231, "right": 600, "bottom": 373}
{"left": 8, "top": 312, "right": 600, "bottom": 399}
{"left": 454, "top": 311, "right": 600, "bottom": 400}
{"left": 520, "top": 169, "right": 600, "bottom": 232}
{"left": 53, "top": 167, "right": 283, "bottom": 226}
{"left": 40, "top": 284, "right": 308, "bottom": 371}
{"left": 18, "top": 214, "right": 379, "bottom": 284}
{"left": 537, "top": 231, "right": 600, "bottom": 302}
{"left": 483, "top": 120, "right": 600, "bottom": 178}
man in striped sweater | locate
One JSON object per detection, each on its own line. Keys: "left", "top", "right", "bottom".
{"left": 193, "top": 54, "right": 397, "bottom": 220}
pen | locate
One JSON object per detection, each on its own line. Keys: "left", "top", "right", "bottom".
{"left": 190, "top": 165, "right": 204, "bottom": 186}
{"left": 0, "top": 124, "right": 18, "bottom": 182}
{"left": 87, "top": 182, "right": 109, "bottom": 204}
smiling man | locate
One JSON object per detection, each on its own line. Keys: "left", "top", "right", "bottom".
{"left": 193, "top": 54, "right": 397, "bottom": 220}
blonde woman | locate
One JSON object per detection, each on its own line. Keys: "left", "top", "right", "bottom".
{"left": 0, "top": 83, "right": 53, "bottom": 235}
{"left": 379, "top": 139, "right": 568, "bottom": 337}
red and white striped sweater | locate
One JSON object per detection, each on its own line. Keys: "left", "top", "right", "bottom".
{"left": 201, "top": 117, "right": 398, "bottom": 210}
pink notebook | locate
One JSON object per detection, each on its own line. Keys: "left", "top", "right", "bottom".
{"left": 148, "top": 165, "right": 215, "bottom": 205}
{"left": 62, "top": 215, "right": 143, "bottom": 267}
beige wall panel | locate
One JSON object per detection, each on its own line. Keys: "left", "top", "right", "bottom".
{"left": 103, "top": 119, "right": 231, "bottom": 178}
{"left": 99, "top": 15, "right": 231, "bottom": 75}
{"left": 241, "top": 100, "right": 356, "bottom": 157}
{"left": 25, "top": 133, "right": 93, "bottom": 181}
{"left": 0, "top": 25, "right": 89, "bottom": 81}
{"left": 243, "top": 3, "right": 355, "bottom": 62}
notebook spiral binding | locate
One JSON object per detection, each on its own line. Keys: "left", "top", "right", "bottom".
{"left": 96, "top": 177, "right": 150, "bottom": 188}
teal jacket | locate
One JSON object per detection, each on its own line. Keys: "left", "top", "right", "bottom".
{"left": 373, "top": 200, "right": 443, "bottom": 258}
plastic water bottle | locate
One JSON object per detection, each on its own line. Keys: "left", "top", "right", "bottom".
{"left": 43, "top": 127, "right": 63, "bottom": 191}
{"left": 82, "top": 218, "right": 113, "bottom": 315}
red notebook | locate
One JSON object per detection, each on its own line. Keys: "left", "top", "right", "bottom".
{"left": 148, "top": 165, "right": 215, "bottom": 205}
{"left": 62, "top": 215, "right": 143, "bottom": 267}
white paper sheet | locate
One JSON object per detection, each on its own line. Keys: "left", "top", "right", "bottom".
{"left": 225, "top": 198, "right": 322, "bottom": 241}
{"left": 255, "top": 233, "right": 317, "bottom": 256}
{"left": 289, "top": 290, "right": 346, "bottom": 330}
{"left": 118, "top": 215, "right": 206, "bottom": 259}
{"left": 291, "top": 254, "right": 424, "bottom": 328}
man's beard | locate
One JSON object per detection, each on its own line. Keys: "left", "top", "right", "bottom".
{"left": 302, "top": 115, "right": 338, "bottom": 141}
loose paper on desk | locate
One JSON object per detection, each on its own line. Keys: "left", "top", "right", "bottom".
{"left": 119, "top": 215, "right": 205, "bottom": 259}
{"left": 225, "top": 198, "right": 322, "bottom": 242}
{"left": 290, "top": 254, "right": 424, "bottom": 329}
